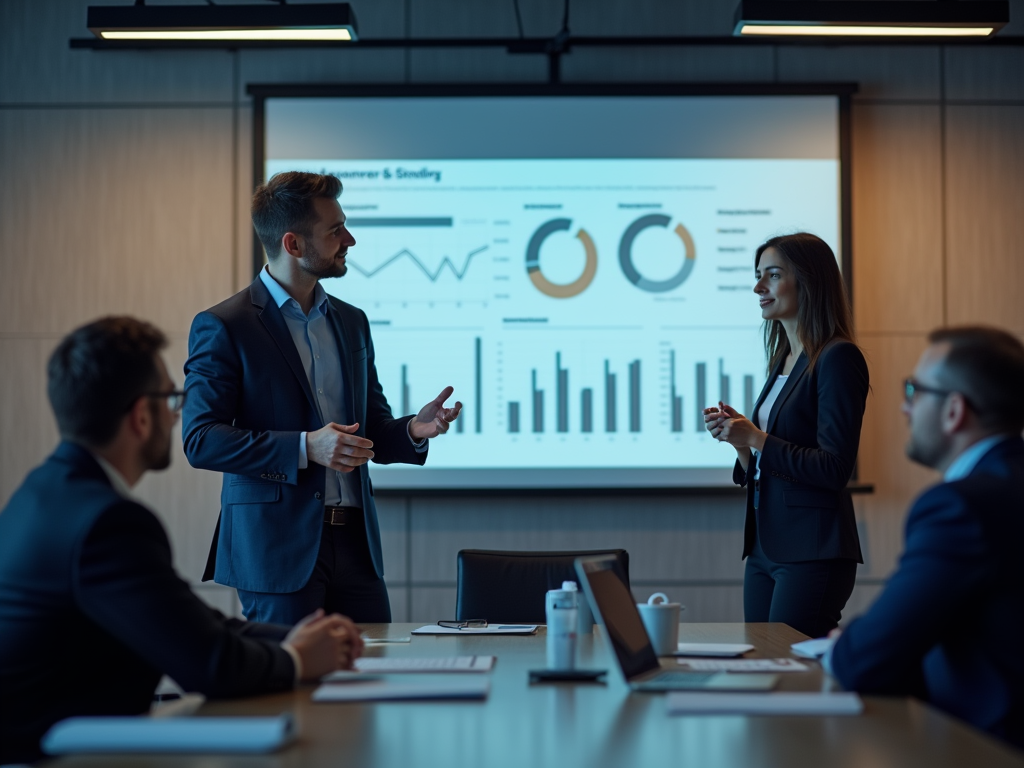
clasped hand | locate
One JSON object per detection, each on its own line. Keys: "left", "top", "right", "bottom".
{"left": 703, "top": 401, "right": 767, "bottom": 452}
{"left": 284, "top": 608, "right": 364, "bottom": 681}
{"left": 307, "top": 422, "right": 374, "bottom": 473}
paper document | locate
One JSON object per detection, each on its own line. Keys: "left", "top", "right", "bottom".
{"left": 667, "top": 692, "right": 863, "bottom": 716}
{"left": 677, "top": 658, "right": 810, "bottom": 672}
{"left": 412, "top": 624, "right": 537, "bottom": 635}
{"left": 42, "top": 714, "right": 295, "bottom": 755}
{"left": 674, "top": 643, "right": 755, "bottom": 657}
{"left": 313, "top": 678, "right": 490, "bottom": 702}
{"left": 323, "top": 656, "right": 495, "bottom": 676}
{"left": 790, "top": 637, "right": 834, "bottom": 659}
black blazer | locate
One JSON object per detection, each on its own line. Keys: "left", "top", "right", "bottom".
{"left": 734, "top": 339, "right": 868, "bottom": 563}
{"left": 0, "top": 443, "right": 296, "bottom": 764}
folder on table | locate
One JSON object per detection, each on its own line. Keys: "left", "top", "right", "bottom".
{"left": 42, "top": 714, "right": 295, "bottom": 755}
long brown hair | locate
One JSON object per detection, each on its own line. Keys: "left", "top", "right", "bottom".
{"left": 755, "top": 233, "right": 856, "bottom": 375}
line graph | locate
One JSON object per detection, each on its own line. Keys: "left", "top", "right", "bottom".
{"left": 348, "top": 245, "right": 489, "bottom": 282}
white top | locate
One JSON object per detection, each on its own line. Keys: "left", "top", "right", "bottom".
{"left": 753, "top": 375, "right": 788, "bottom": 481}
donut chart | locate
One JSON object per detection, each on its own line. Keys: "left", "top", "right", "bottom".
{"left": 525, "top": 218, "right": 598, "bottom": 299}
{"left": 618, "top": 213, "right": 696, "bottom": 293}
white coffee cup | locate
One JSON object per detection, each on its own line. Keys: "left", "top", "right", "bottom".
{"left": 636, "top": 593, "right": 683, "bottom": 656}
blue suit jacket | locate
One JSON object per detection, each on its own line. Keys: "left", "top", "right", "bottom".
{"left": 734, "top": 339, "right": 868, "bottom": 563}
{"left": 0, "top": 443, "right": 294, "bottom": 764}
{"left": 182, "top": 276, "right": 425, "bottom": 593}
{"left": 831, "top": 437, "right": 1024, "bottom": 749}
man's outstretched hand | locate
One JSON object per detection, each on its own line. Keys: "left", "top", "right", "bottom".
{"left": 409, "top": 386, "right": 462, "bottom": 440}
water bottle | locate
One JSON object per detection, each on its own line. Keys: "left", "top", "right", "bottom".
{"left": 545, "top": 581, "right": 579, "bottom": 669}
{"left": 559, "top": 580, "right": 595, "bottom": 635}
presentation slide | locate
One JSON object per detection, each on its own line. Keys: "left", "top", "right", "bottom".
{"left": 263, "top": 95, "right": 842, "bottom": 488}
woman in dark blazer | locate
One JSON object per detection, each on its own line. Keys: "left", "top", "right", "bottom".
{"left": 704, "top": 233, "right": 869, "bottom": 638}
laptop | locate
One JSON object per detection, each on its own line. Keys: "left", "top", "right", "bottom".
{"left": 575, "top": 555, "right": 778, "bottom": 692}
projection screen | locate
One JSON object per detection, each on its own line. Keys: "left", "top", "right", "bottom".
{"left": 255, "top": 85, "right": 852, "bottom": 490}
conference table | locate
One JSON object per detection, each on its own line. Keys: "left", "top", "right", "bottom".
{"left": 48, "top": 623, "right": 1024, "bottom": 768}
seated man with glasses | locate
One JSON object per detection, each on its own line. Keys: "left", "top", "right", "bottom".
{"left": 0, "top": 317, "right": 364, "bottom": 764}
{"left": 826, "top": 326, "right": 1024, "bottom": 749}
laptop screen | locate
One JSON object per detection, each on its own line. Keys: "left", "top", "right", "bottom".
{"left": 579, "top": 564, "right": 660, "bottom": 681}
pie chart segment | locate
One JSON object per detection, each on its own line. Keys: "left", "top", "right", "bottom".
{"left": 618, "top": 213, "right": 696, "bottom": 293}
{"left": 526, "top": 218, "right": 598, "bottom": 299}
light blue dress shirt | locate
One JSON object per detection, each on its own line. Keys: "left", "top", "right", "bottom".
{"left": 259, "top": 267, "right": 359, "bottom": 507}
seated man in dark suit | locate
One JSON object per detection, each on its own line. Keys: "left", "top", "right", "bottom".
{"left": 0, "top": 317, "right": 364, "bottom": 764}
{"left": 828, "top": 326, "right": 1024, "bottom": 748}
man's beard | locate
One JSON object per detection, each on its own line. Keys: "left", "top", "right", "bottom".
{"left": 905, "top": 428, "right": 946, "bottom": 470}
{"left": 142, "top": 402, "right": 172, "bottom": 471}
{"left": 300, "top": 240, "right": 347, "bottom": 280}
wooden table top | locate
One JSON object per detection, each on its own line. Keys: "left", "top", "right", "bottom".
{"left": 46, "top": 623, "right": 1024, "bottom": 768}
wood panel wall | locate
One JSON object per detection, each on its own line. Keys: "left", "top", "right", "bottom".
{"left": 2, "top": 0, "right": 1022, "bottom": 622}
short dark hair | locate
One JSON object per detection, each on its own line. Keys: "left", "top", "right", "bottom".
{"left": 929, "top": 325, "right": 1024, "bottom": 433}
{"left": 47, "top": 317, "right": 167, "bottom": 447}
{"left": 251, "top": 172, "right": 343, "bottom": 258}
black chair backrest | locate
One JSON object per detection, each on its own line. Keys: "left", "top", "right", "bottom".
{"left": 456, "top": 549, "right": 630, "bottom": 623}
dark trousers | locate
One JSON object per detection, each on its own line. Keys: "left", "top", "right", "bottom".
{"left": 744, "top": 533, "right": 857, "bottom": 639}
{"left": 237, "top": 519, "right": 391, "bottom": 625}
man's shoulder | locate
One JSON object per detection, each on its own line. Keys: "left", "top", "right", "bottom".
{"left": 326, "top": 292, "right": 367, "bottom": 320}
{"left": 326, "top": 293, "right": 370, "bottom": 336}
{"left": 197, "top": 282, "right": 260, "bottom": 324}
{"left": 0, "top": 449, "right": 151, "bottom": 558}
{"left": 908, "top": 465, "right": 1021, "bottom": 540}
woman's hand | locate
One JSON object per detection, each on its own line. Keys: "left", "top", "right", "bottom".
{"left": 705, "top": 402, "right": 767, "bottom": 453}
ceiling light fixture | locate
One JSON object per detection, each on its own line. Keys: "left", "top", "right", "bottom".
{"left": 733, "top": 1, "right": 1008, "bottom": 38}
{"left": 87, "top": 2, "right": 358, "bottom": 43}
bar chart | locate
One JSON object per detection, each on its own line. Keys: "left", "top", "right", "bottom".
{"left": 504, "top": 352, "right": 643, "bottom": 435}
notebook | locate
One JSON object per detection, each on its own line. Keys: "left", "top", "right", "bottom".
{"left": 42, "top": 714, "right": 295, "bottom": 755}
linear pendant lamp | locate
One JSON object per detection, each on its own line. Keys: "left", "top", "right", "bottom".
{"left": 87, "top": 3, "right": 358, "bottom": 43}
{"left": 734, "top": 1, "right": 1008, "bottom": 37}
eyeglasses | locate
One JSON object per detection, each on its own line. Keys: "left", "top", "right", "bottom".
{"left": 143, "top": 389, "right": 187, "bottom": 413}
{"left": 903, "top": 378, "right": 954, "bottom": 404}
{"left": 437, "top": 619, "right": 487, "bottom": 629}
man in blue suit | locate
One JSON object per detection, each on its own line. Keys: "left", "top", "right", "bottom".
{"left": 183, "top": 171, "right": 461, "bottom": 625}
{"left": 0, "top": 317, "right": 361, "bottom": 764}
{"left": 828, "top": 326, "right": 1024, "bottom": 748}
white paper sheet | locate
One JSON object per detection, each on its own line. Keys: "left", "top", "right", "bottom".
{"left": 411, "top": 624, "right": 537, "bottom": 635}
{"left": 322, "top": 656, "right": 495, "bottom": 676}
{"left": 676, "top": 658, "right": 810, "bottom": 672}
{"left": 674, "top": 643, "right": 755, "bottom": 657}
{"left": 312, "top": 678, "right": 490, "bottom": 702}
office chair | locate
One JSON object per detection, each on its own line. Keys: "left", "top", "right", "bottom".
{"left": 455, "top": 549, "right": 630, "bottom": 623}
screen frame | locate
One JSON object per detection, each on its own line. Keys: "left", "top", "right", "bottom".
{"left": 248, "top": 82, "right": 857, "bottom": 492}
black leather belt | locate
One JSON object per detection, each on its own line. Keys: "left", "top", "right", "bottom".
{"left": 324, "top": 506, "right": 361, "bottom": 526}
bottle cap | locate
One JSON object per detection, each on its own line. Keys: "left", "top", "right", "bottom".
{"left": 562, "top": 581, "right": 578, "bottom": 591}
